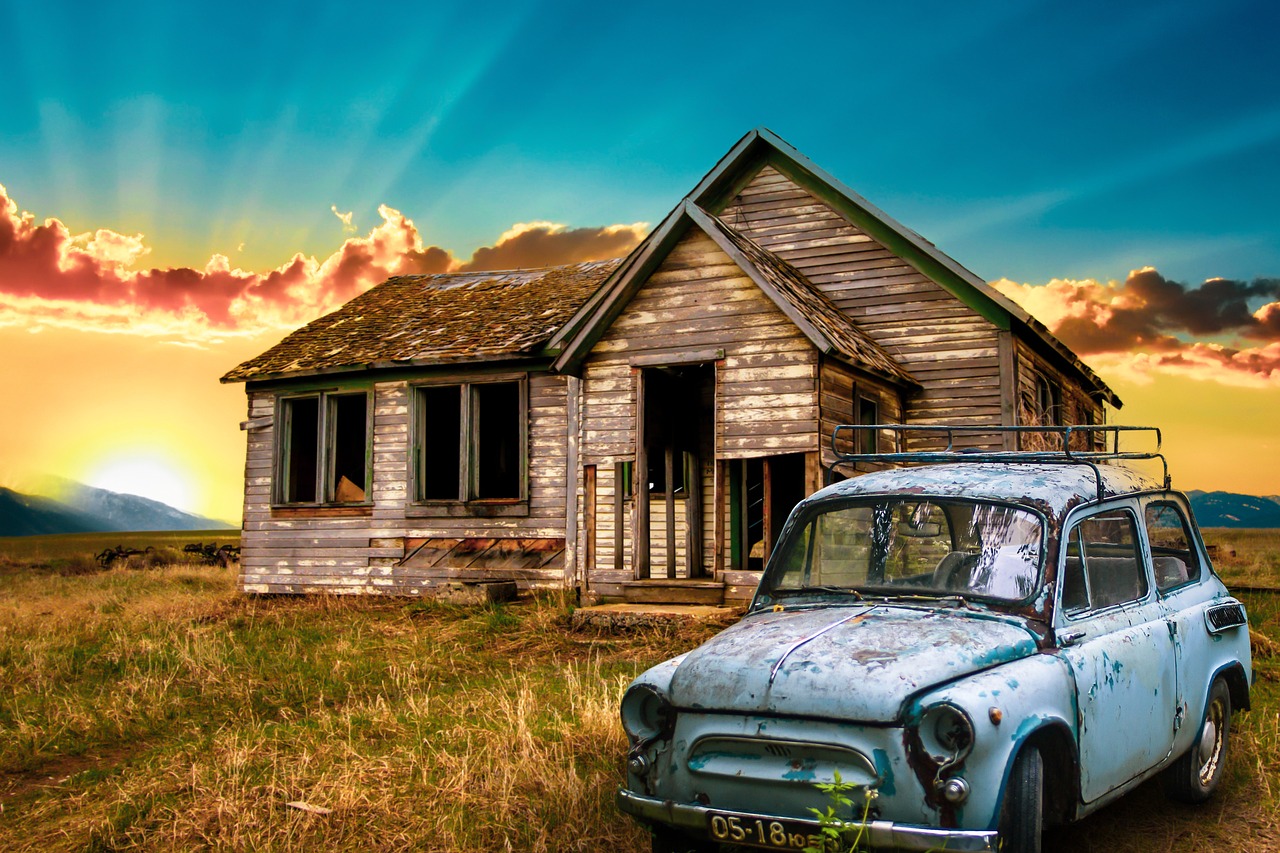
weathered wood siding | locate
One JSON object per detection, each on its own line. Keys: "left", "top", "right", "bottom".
{"left": 239, "top": 373, "right": 572, "bottom": 594}
{"left": 720, "top": 166, "right": 1003, "bottom": 450}
{"left": 579, "top": 229, "right": 819, "bottom": 598}
{"left": 819, "top": 356, "right": 904, "bottom": 470}
{"left": 1015, "top": 339, "right": 1105, "bottom": 447}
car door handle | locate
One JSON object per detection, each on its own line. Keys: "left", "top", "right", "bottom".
{"left": 1059, "top": 630, "right": 1086, "bottom": 647}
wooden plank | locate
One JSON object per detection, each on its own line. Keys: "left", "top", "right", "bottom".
{"left": 271, "top": 506, "right": 373, "bottom": 519}
{"left": 564, "top": 375, "right": 579, "bottom": 587}
{"left": 805, "top": 452, "right": 823, "bottom": 496}
{"left": 999, "top": 329, "right": 1018, "bottom": 448}
{"left": 634, "top": 371, "right": 648, "bottom": 579}
{"left": 584, "top": 464, "right": 597, "bottom": 592}
{"left": 613, "top": 461, "right": 625, "bottom": 575}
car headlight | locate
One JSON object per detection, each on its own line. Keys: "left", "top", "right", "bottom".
{"left": 620, "top": 683, "right": 675, "bottom": 744}
{"left": 917, "top": 702, "right": 975, "bottom": 764}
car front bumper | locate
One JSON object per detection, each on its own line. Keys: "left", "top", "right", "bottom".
{"left": 617, "top": 789, "right": 998, "bottom": 852}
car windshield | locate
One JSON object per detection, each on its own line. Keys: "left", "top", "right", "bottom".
{"left": 762, "top": 498, "right": 1044, "bottom": 603}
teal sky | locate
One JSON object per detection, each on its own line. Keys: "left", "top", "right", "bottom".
{"left": 2, "top": 0, "right": 1280, "bottom": 517}
{"left": 3, "top": 0, "right": 1279, "bottom": 286}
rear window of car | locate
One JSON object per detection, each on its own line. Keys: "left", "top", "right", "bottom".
{"left": 1144, "top": 501, "right": 1201, "bottom": 591}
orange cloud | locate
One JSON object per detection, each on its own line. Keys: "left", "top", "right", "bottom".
{"left": 458, "top": 220, "right": 647, "bottom": 272}
{"left": 0, "top": 183, "right": 645, "bottom": 340}
{"left": 993, "top": 269, "right": 1280, "bottom": 387}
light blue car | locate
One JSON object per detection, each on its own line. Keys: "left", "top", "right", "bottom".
{"left": 618, "top": 428, "right": 1251, "bottom": 853}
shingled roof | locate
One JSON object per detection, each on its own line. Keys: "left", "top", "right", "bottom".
{"left": 221, "top": 260, "right": 620, "bottom": 383}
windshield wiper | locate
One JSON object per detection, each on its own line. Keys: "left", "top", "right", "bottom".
{"left": 803, "top": 585, "right": 864, "bottom": 599}
{"left": 875, "top": 592, "right": 978, "bottom": 610}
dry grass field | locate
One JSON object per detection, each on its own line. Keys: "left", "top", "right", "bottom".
{"left": 0, "top": 529, "right": 1276, "bottom": 852}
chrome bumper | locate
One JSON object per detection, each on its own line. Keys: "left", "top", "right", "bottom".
{"left": 617, "top": 789, "right": 998, "bottom": 852}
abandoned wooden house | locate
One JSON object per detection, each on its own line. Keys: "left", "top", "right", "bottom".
{"left": 222, "top": 128, "right": 1120, "bottom": 606}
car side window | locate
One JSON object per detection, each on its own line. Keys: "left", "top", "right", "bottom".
{"left": 1063, "top": 509, "right": 1148, "bottom": 612}
{"left": 1144, "top": 501, "right": 1201, "bottom": 591}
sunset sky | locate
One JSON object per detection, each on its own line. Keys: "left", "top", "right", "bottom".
{"left": 2, "top": 0, "right": 1278, "bottom": 522}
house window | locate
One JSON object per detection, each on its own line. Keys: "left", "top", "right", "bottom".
{"left": 415, "top": 379, "right": 525, "bottom": 503}
{"left": 1034, "top": 373, "right": 1060, "bottom": 425}
{"left": 277, "top": 391, "right": 370, "bottom": 504}
{"left": 858, "top": 396, "right": 880, "bottom": 454}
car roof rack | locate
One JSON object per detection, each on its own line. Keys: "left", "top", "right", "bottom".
{"left": 831, "top": 424, "right": 1171, "bottom": 500}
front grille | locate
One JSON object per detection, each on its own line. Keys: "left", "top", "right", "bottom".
{"left": 687, "top": 736, "right": 878, "bottom": 788}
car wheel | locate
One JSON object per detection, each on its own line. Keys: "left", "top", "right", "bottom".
{"left": 1163, "top": 677, "right": 1231, "bottom": 804}
{"left": 999, "top": 745, "right": 1043, "bottom": 853}
{"left": 650, "top": 826, "right": 716, "bottom": 853}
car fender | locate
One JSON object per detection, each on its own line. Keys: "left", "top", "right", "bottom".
{"left": 904, "top": 651, "right": 1078, "bottom": 831}
{"left": 628, "top": 652, "right": 688, "bottom": 697}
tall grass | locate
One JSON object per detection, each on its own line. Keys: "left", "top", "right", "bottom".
{"left": 1202, "top": 528, "right": 1280, "bottom": 589}
{"left": 1, "top": 559, "right": 1278, "bottom": 851}
{"left": 0, "top": 565, "right": 714, "bottom": 852}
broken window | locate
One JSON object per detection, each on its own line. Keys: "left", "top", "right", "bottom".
{"left": 277, "top": 391, "right": 369, "bottom": 504}
{"left": 1034, "top": 373, "right": 1060, "bottom": 426}
{"left": 415, "top": 379, "right": 525, "bottom": 503}
{"left": 858, "top": 396, "right": 880, "bottom": 454}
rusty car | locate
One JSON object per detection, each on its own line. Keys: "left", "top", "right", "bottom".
{"left": 617, "top": 426, "right": 1252, "bottom": 853}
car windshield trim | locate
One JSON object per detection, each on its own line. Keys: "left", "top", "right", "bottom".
{"left": 757, "top": 495, "right": 1047, "bottom": 609}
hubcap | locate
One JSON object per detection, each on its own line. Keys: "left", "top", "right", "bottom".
{"left": 1197, "top": 698, "right": 1225, "bottom": 786}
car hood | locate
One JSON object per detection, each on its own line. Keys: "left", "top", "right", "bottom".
{"left": 668, "top": 604, "right": 1039, "bottom": 723}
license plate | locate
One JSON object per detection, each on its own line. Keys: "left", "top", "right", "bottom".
{"left": 706, "top": 811, "right": 825, "bottom": 850}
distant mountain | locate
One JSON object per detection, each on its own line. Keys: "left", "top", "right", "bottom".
{"left": 1189, "top": 491, "right": 1280, "bottom": 528}
{"left": 52, "top": 480, "right": 233, "bottom": 533}
{"left": 0, "top": 487, "right": 104, "bottom": 537}
{"left": 0, "top": 478, "right": 234, "bottom": 537}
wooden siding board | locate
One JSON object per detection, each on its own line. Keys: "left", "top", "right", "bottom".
{"left": 238, "top": 372, "right": 572, "bottom": 593}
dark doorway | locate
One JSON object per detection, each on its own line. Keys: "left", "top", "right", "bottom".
{"left": 636, "top": 364, "right": 714, "bottom": 579}
{"left": 731, "top": 453, "right": 808, "bottom": 572}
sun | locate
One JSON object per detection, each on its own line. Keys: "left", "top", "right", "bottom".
{"left": 84, "top": 454, "right": 195, "bottom": 512}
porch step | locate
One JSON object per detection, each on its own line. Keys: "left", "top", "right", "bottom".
{"left": 619, "top": 579, "right": 725, "bottom": 605}
{"left": 571, "top": 603, "right": 741, "bottom": 632}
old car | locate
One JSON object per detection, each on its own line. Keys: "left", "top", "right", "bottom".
{"left": 618, "top": 426, "right": 1252, "bottom": 853}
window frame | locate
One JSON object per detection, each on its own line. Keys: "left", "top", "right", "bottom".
{"left": 1059, "top": 503, "right": 1153, "bottom": 620}
{"left": 410, "top": 373, "right": 529, "bottom": 516}
{"left": 857, "top": 395, "right": 880, "bottom": 454}
{"left": 1034, "top": 372, "right": 1061, "bottom": 426}
{"left": 273, "top": 389, "right": 373, "bottom": 507}
{"left": 1142, "top": 498, "right": 1202, "bottom": 593}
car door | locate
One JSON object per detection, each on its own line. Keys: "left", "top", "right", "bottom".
{"left": 1057, "top": 503, "right": 1179, "bottom": 802}
{"left": 1144, "top": 497, "right": 1207, "bottom": 742}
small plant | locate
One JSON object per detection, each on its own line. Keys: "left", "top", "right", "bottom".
{"left": 803, "top": 771, "right": 879, "bottom": 853}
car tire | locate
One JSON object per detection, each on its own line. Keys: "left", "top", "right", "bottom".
{"left": 1162, "top": 676, "right": 1231, "bottom": 804}
{"left": 999, "top": 745, "right": 1043, "bottom": 853}
{"left": 650, "top": 826, "right": 716, "bottom": 853}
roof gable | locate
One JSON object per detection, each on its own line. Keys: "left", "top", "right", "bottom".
{"left": 688, "top": 206, "right": 916, "bottom": 387}
{"left": 550, "top": 201, "right": 916, "bottom": 388}
{"left": 688, "top": 128, "right": 1119, "bottom": 405}
{"left": 222, "top": 260, "right": 619, "bottom": 383}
